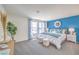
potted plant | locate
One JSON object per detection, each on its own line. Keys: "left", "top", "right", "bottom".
{"left": 7, "top": 22, "right": 17, "bottom": 40}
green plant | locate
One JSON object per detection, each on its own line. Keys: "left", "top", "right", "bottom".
{"left": 7, "top": 22, "right": 17, "bottom": 40}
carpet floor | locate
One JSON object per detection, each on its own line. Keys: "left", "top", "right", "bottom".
{"left": 14, "top": 40, "right": 79, "bottom": 55}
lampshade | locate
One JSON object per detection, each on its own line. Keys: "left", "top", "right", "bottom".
{"left": 69, "top": 28, "right": 75, "bottom": 32}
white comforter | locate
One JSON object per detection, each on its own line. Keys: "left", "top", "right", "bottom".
{"left": 37, "top": 33, "right": 66, "bottom": 49}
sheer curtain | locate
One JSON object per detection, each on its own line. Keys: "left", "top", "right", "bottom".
{"left": 39, "top": 22, "right": 45, "bottom": 33}
{"left": 30, "top": 20, "right": 46, "bottom": 39}
{"left": 31, "top": 21, "right": 38, "bottom": 39}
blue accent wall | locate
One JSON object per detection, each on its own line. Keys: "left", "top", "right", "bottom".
{"left": 47, "top": 15, "right": 79, "bottom": 43}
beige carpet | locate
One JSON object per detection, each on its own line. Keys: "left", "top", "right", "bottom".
{"left": 14, "top": 40, "right": 79, "bottom": 55}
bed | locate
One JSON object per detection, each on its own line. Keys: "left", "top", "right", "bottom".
{"left": 37, "top": 32, "right": 66, "bottom": 49}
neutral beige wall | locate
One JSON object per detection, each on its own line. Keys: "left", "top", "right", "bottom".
{"left": 8, "top": 14, "right": 28, "bottom": 42}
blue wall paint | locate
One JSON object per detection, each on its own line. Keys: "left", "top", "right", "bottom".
{"left": 47, "top": 15, "right": 79, "bottom": 43}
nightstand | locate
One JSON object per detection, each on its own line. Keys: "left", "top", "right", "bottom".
{"left": 67, "top": 34, "right": 76, "bottom": 43}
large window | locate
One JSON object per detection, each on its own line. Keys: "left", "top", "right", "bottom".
{"left": 39, "top": 22, "right": 45, "bottom": 33}
{"left": 30, "top": 20, "right": 46, "bottom": 39}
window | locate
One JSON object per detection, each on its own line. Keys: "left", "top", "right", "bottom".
{"left": 30, "top": 20, "right": 45, "bottom": 39}
{"left": 39, "top": 22, "right": 45, "bottom": 33}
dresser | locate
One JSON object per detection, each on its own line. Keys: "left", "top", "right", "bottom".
{"left": 67, "top": 34, "right": 76, "bottom": 43}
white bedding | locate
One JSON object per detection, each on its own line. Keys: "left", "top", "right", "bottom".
{"left": 49, "top": 34, "right": 66, "bottom": 49}
{"left": 37, "top": 33, "right": 66, "bottom": 49}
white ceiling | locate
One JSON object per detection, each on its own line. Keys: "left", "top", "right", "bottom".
{"left": 3, "top": 4, "right": 79, "bottom": 21}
